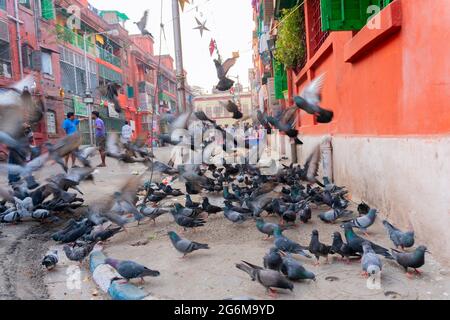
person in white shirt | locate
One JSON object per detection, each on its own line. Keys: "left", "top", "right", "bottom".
{"left": 121, "top": 121, "right": 133, "bottom": 144}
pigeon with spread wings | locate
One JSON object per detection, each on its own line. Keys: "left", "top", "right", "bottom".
{"left": 134, "top": 10, "right": 153, "bottom": 37}
{"left": 214, "top": 53, "right": 239, "bottom": 92}
{"left": 294, "top": 73, "right": 333, "bottom": 123}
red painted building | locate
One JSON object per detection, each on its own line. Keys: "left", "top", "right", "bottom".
{"left": 252, "top": 0, "right": 450, "bottom": 263}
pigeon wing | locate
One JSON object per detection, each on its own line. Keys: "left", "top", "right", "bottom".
{"left": 301, "top": 73, "right": 326, "bottom": 106}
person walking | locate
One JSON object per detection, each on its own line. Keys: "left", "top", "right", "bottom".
{"left": 91, "top": 111, "right": 107, "bottom": 167}
{"left": 121, "top": 121, "right": 133, "bottom": 144}
{"left": 62, "top": 112, "right": 80, "bottom": 167}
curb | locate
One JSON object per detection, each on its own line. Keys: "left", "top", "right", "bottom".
{"left": 89, "top": 250, "right": 150, "bottom": 300}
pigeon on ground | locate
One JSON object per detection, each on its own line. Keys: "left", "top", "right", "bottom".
{"left": 280, "top": 254, "right": 316, "bottom": 281}
{"left": 85, "top": 226, "right": 122, "bottom": 242}
{"left": 167, "top": 231, "right": 209, "bottom": 257}
{"left": 342, "top": 223, "right": 392, "bottom": 259}
{"left": 42, "top": 250, "right": 59, "bottom": 270}
{"left": 343, "top": 208, "right": 377, "bottom": 235}
{"left": 105, "top": 258, "right": 160, "bottom": 283}
{"left": 224, "top": 206, "right": 249, "bottom": 224}
{"left": 273, "top": 227, "right": 311, "bottom": 258}
{"left": 309, "top": 229, "right": 332, "bottom": 265}
{"left": 255, "top": 218, "right": 285, "bottom": 240}
{"left": 319, "top": 207, "right": 353, "bottom": 223}
{"left": 171, "top": 208, "right": 206, "bottom": 231}
{"left": 293, "top": 73, "right": 334, "bottom": 123}
{"left": 357, "top": 201, "right": 370, "bottom": 216}
{"left": 201, "top": 197, "right": 222, "bottom": 215}
{"left": 361, "top": 241, "right": 382, "bottom": 278}
{"left": 330, "top": 231, "right": 361, "bottom": 261}
{"left": 235, "top": 260, "right": 293, "bottom": 297}
{"left": 263, "top": 247, "right": 283, "bottom": 271}
{"left": 382, "top": 220, "right": 415, "bottom": 249}
{"left": 63, "top": 241, "right": 97, "bottom": 264}
{"left": 140, "top": 206, "right": 169, "bottom": 224}
{"left": 390, "top": 246, "right": 429, "bottom": 276}
{"left": 297, "top": 202, "right": 312, "bottom": 223}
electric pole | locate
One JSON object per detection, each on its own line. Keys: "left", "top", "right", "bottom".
{"left": 172, "top": 0, "right": 187, "bottom": 113}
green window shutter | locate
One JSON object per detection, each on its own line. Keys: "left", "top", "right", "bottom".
{"left": 273, "top": 59, "right": 288, "bottom": 100}
{"left": 41, "top": 0, "right": 55, "bottom": 20}
{"left": 321, "top": 0, "right": 384, "bottom": 31}
{"left": 127, "top": 85, "right": 134, "bottom": 98}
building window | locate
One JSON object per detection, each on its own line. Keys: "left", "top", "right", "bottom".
{"left": 308, "top": 0, "right": 329, "bottom": 58}
{"left": 46, "top": 111, "right": 57, "bottom": 134}
{"left": 0, "top": 39, "right": 12, "bottom": 78}
{"left": 0, "top": 0, "right": 6, "bottom": 11}
{"left": 19, "top": 0, "right": 31, "bottom": 9}
{"left": 41, "top": 50, "right": 53, "bottom": 75}
{"left": 21, "top": 44, "right": 33, "bottom": 69}
{"left": 41, "top": 0, "right": 55, "bottom": 20}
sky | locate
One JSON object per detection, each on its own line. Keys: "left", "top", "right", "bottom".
{"left": 88, "top": 0, "right": 255, "bottom": 92}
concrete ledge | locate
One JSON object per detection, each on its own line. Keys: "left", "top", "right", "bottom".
{"left": 89, "top": 250, "right": 150, "bottom": 300}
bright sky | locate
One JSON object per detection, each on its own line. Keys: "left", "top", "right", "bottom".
{"left": 89, "top": 0, "right": 254, "bottom": 93}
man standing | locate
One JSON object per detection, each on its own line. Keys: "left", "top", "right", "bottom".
{"left": 62, "top": 112, "right": 80, "bottom": 167}
{"left": 91, "top": 111, "right": 107, "bottom": 167}
{"left": 121, "top": 121, "right": 133, "bottom": 144}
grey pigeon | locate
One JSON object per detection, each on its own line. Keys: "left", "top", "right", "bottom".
{"left": 319, "top": 207, "right": 352, "bottom": 223}
{"left": 343, "top": 209, "right": 377, "bottom": 234}
{"left": 235, "top": 260, "right": 293, "bottom": 297}
{"left": 255, "top": 218, "right": 285, "bottom": 239}
{"left": 224, "top": 207, "right": 249, "bottom": 224}
{"left": 280, "top": 254, "right": 316, "bottom": 281}
{"left": 382, "top": 220, "right": 415, "bottom": 249}
{"left": 390, "top": 246, "right": 429, "bottom": 275}
{"left": 42, "top": 250, "right": 59, "bottom": 270}
{"left": 342, "top": 223, "right": 393, "bottom": 259}
{"left": 105, "top": 258, "right": 160, "bottom": 283}
{"left": 263, "top": 247, "right": 283, "bottom": 270}
{"left": 134, "top": 10, "right": 153, "bottom": 36}
{"left": 168, "top": 231, "right": 209, "bottom": 257}
{"left": 330, "top": 231, "right": 361, "bottom": 261}
{"left": 140, "top": 206, "right": 169, "bottom": 223}
{"left": 63, "top": 242, "right": 97, "bottom": 264}
{"left": 273, "top": 227, "right": 312, "bottom": 259}
{"left": 361, "top": 241, "right": 382, "bottom": 277}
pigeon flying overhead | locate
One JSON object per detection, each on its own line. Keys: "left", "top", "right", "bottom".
{"left": 214, "top": 54, "right": 238, "bottom": 92}
{"left": 134, "top": 10, "right": 153, "bottom": 36}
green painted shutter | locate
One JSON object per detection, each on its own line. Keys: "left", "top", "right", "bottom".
{"left": 273, "top": 59, "right": 288, "bottom": 100}
{"left": 127, "top": 86, "right": 134, "bottom": 98}
{"left": 321, "top": 0, "right": 384, "bottom": 31}
{"left": 41, "top": 0, "right": 55, "bottom": 20}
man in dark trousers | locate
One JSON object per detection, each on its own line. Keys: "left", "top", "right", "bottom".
{"left": 91, "top": 111, "right": 107, "bottom": 167}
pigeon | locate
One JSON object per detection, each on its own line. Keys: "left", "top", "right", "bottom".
{"left": 266, "top": 107, "right": 302, "bottom": 145}
{"left": 185, "top": 194, "right": 200, "bottom": 209}
{"left": 309, "top": 229, "right": 332, "bottom": 265}
{"left": 98, "top": 83, "right": 122, "bottom": 113}
{"left": 42, "top": 250, "right": 59, "bottom": 270}
{"left": 140, "top": 206, "right": 169, "bottom": 223}
{"left": 235, "top": 260, "right": 293, "bottom": 297}
{"left": 134, "top": 10, "right": 153, "bottom": 36}
{"left": 361, "top": 241, "right": 382, "bottom": 278}
{"left": 342, "top": 223, "right": 392, "bottom": 259}
{"left": 343, "top": 208, "right": 377, "bottom": 235}
{"left": 167, "top": 231, "right": 209, "bottom": 257}
{"left": 214, "top": 55, "right": 238, "bottom": 92}
{"left": 273, "top": 227, "right": 311, "bottom": 258}
{"left": 201, "top": 197, "right": 222, "bottom": 214}
{"left": 171, "top": 208, "right": 206, "bottom": 230}
{"left": 297, "top": 202, "right": 312, "bottom": 223}
{"left": 390, "top": 246, "right": 429, "bottom": 276}
{"left": 382, "top": 220, "right": 415, "bottom": 249}
{"left": 105, "top": 258, "right": 160, "bottom": 283}
{"left": 293, "top": 73, "right": 333, "bottom": 123}
{"left": 357, "top": 201, "right": 370, "bottom": 216}
{"left": 223, "top": 206, "right": 249, "bottom": 224}
{"left": 263, "top": 247, "right": 283, "bottom": 271}
{"left": 85, "top": 226, "right": 122, "bottom": 242}
{"left": 63, "top": 241, "right": 97, "bottom": 264}
{"left": 221, "top": 100, "right": 243, "bottom": 119}
{"left": 330, "top": 231, "right": 361, "bottom": 261}
{"left": 280, "top": 254, "right": 316, "bottom": 281}
{"left": 319, "top": 207, "right": 352, "bottom": 223}
{"left": 255, "top": 218, "right": 285, "bottom": 240}
{"left": 58, "top": 220, "right": 93, "bottom": 244}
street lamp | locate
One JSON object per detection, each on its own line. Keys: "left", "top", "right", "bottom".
{"left": 82, "top": 29, "right": 119, "bottom": 145}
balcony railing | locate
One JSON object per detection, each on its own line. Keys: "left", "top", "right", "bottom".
{"left": 96, "top": 46, "right": 121, "bottom": 68}
{"left": 55, "top": 25, "right": 96, "bottom": 56}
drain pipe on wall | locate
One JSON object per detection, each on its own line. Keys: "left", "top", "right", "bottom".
{"left": 321, "top": 136, "right": 333, "bottom": 183}
{"left": 11, "top": 0, "right": 24, "bottom": 79}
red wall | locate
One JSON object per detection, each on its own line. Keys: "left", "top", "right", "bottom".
{"left": 291, "top": 0, "right": 450, "bottom": 136}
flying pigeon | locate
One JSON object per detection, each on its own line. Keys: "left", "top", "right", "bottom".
{"left": 214, "top": 54, "right": 238, "bottom": 92}
{"left": 134, "top": 10, "right": 153, "bottom": 37}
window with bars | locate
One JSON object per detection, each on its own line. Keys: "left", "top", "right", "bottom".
{"left": 41, "top": 0, "right": 55, "bottom": 20}
{"left": 19, "top": 0, "right": 31, "bottom": 9}
{"left": 308, "top": 0, "right": 330, "bottom": 58}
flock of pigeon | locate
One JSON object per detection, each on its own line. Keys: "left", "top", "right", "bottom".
{"left": 0, "top": 74, "right": 429, "bottom": 299}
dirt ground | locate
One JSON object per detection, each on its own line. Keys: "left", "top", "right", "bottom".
{"left": 1, "top": 147, "right": 449, "bottom": 300}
